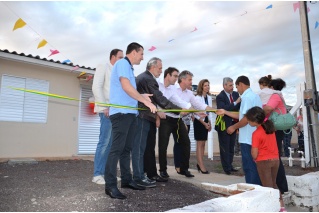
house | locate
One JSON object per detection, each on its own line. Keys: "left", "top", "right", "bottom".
{"left": 0, "top": 49, "right": 99, "bottom": 159}
{"left": 0, "top": 49, "right": 222, "bottom": 160}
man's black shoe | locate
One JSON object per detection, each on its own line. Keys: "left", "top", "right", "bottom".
{"left": 231, "top": 167, "right": 239, "bottom": 172}
{"left": 105, "top": 187, "right": 126, "bottom": 199}
{"left": 180, "top": 170, "right": 194, "bottom": 178}
{"left": 160, "top": 171, "right": 170, "bottom": 178}
{"left": 225, "top": 171, "right": 231, "bottom": 175}
{"left": 121, "top": 181, "right": 146, "bottom": 190}
{"left": 150, "top": 175, "right": 168, "bottom": 182}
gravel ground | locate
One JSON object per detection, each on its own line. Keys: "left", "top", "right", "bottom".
{"left": 1, "top": 152, "right": 318, "bottom": 212}
{"left": 0, "top": 159, "right": 217, "bottom": 212}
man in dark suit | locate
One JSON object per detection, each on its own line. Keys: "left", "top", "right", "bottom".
{"left": 215, "top": 77, "right": 241, "bottom": 175}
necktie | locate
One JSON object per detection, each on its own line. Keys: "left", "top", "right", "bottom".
{"left": 230, "top": 93, "right": 234, "bottom": 103}
{"left": 230, "top": 93, "right": 238, "bottom": 123}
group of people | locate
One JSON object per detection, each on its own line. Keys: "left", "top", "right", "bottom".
{"left": 91, "top": 42, "right": 217, "bottom": 200}
{"left": 219, "top": 75, "right": 289, "bottom": 211}
{"left": 90, "top": 42, "right": 290, "bottom": 211}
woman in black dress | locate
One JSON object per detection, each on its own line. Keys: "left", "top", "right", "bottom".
{"left": 193, "top": 79, "right": 212, "bottom": 174}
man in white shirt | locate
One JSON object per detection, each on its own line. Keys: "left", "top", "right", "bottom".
{"left": 158, "top": 70, "right": 217, "bottom": 178}
{"left": 91, "top": 49, "right": 123, "bottom": 184}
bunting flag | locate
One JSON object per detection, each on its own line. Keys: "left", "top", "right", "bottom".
{"left": 78, "top": 72, "right": 86, "bottom": 77}
{"left": 37, "top": 39, "right": 47, "bottom": 49}
{"left": 48, "top": 49, "right": 59, "bottom": 57}
{"left": 86, "top": 75, "right": 93, "bottom": 82}
{"left": 12, "top": 18, "right": 26, "bottom": 31}
{"left": 266, "top": 4, "right": 273, "bottom": 9}
{"left": 71, "top": 66, "right": 79, "bottom": 71}
{"left": 293, "top": 2, "right": 300, "bottom": 12}
{"left": 315, "top": 21, "right": 319, "bottom": 29}
{"left": 62, "top": 59, "right": 71, "bottom": 64}
{"left": 148, "top": 46, "right": 156, "bottom": 51}
{"left": 240, "top": 11, "right": 248, "bottom": 16}
{"left": 190, "top": 27, "right": 197, "bottom": 32}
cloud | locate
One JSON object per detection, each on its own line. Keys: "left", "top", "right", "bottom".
{"left": 0, "top": 1, "right": 319, "bottom": 106}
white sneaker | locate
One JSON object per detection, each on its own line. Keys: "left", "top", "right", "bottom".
{"left": 92, "top": 175, "right": 105, "bottom": 185}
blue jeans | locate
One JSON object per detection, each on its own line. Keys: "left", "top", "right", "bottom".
{"left": 93, "top": 113, "right": 112, "bottom": 177}
{"left": 240, "top": 143, "right": 261, "bottom": 185}
{"left": 132, "top": 117, "right": 150, "bottom": 181}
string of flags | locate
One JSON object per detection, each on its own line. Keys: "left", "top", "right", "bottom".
{"left": 146, "top": 2, "right": 317, "bottom": 52}
{"left": 10, "top": 6, "right": 86, "bottom": 78}
{"left": 8, "top": 2, "right": 319, "bottom": 68}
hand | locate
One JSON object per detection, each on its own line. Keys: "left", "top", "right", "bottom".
{"left": 215, "top": 109, "right": 225, "bottom": 116}
{"left": 235, "top": 97, "right": 241, "bottom": 104}
{"left": 205, "top": 122, "right": 210, "bottom": 130}
{"left": 196, "top": 112, "right": 207, "bottom": 119}
{"left": 180, "top": 108, "right": 189, "bottom": 116}
{"left": 227, "top": 126, "right": 236, "bottom": 135}
{"left": 144, "top": 101, "right": 157, "bottom": 113}
{"left": 103, "top": 108, "right": 110, "bottom": 117}
{"left": 157, "top": 111, "right": 166, "bottom": 119}
{"left": 156, "top": 117, "right": 161, "bottom": 128}
{"left": 141, "top": 93, "right": 153, "bottom": 102}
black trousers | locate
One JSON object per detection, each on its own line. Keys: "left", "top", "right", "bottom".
{"left": 217, "top": 130, "right": 236, "bottom": 172}
{"left": 144, "top": 122, "right": 158, "bottom": 178}
{"left": 275, "top": 130, "right": 289, "bottom": 194}
{"left": 158, "top": 117, "right": 190, "bottom": 172}
{"left": 105, "top": 113, "right": 136, "bottom": 188}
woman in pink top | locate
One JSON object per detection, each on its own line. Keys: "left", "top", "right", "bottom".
{"left": 263, "top": 78, "right": 289, "bottom": 204}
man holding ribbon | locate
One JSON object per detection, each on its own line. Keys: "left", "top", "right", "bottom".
{"left": 104, "top": 42, "right": 157, "bottom": 200}
{"left": 215, "top": 77, "right": 241, "bottom": 175}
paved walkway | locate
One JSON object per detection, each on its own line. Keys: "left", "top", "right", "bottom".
{"left": 166, "top": 165, "right": 308, "bottom": 212}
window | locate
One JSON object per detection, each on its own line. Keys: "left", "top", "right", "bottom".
{"left": 0, "top": 75, "right": 49, "bottom": 123}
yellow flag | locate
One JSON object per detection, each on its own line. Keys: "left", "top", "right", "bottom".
{"left": 37, "top": 39, "right": 47, "bottom": 49}
{"left": 13, "top": 18, "right": 26, "bottom": 31}
{"left": 78, "top": 72, "right": 86, "bottom": 77}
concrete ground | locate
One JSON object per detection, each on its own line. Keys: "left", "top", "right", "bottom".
{"left": 166, "top": 164, "right": 309, "bottom": 212}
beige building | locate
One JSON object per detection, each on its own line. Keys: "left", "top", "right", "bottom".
{"left": 0, "top": 50, "right": 223, "bottom": 161}
{"left": 1, "top": 50, "right": 299, "bottom": 162}
{"left": 0, "top": 50, "right": 97, "bottom": 159}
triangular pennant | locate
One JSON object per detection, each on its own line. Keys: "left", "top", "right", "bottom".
{"left": 86, "top": 75, "right": 93, "bottom": 82}
{"left": 71, "top": 66, "right": 79, "bottom": 71}
{"left": 315, "top": 21, "right": 319, "bottom": 29}
{"left": 37, "top": 39, "right": 47, "bottom": 49}
{"left": 13, "top": 18, "right": 26, "bottom": 31}
{"left": 78, "top": 72, "right": 86, "bottom": 77}
{"left": 48, "top": 49, "right": 59, "bottom": 57}
{"left": 266, "top": 4, "right": 272, "bottom": 9}
{"left": 62, "top": 59, "right": 71, "bottom": 64}
{"left": 148, "top": 46, "right": 156, "bottom": 51}
{"left": 293, "top": 2, "right": 300, "bottom": 12}
{"left": 190, "top": 27, "right": 198, "bottom": 32}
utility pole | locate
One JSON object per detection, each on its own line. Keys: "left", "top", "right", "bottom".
{"left": 299, "top": 1, "right": 319, "bottom": 167}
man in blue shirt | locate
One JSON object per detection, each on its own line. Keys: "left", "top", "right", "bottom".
{"left": 220, "top": 76, "right": 262, "bottom": 185}
{"left": 104, "top": 42, "right": 157, "bottom": 200}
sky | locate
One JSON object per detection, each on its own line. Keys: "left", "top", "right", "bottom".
{"left": 0, "top": 1, "right": 318, "bottom": 106}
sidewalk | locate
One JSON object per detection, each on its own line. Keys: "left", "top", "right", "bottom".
{"left": 166, "top": 165, "right": 308, "bottom": 212}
